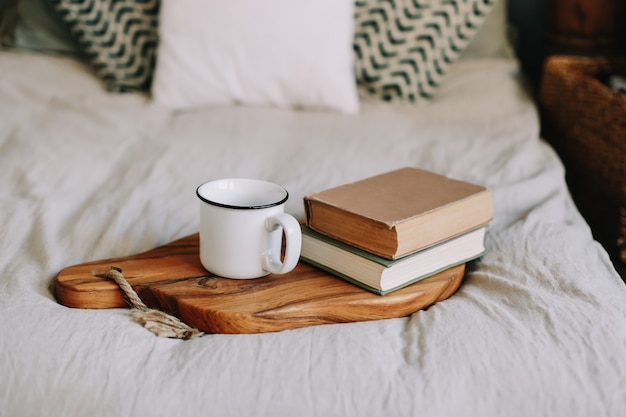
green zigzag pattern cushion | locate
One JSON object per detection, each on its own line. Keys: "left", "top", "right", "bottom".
{"left": 49, "top": 0, "right": 159, "bottom": 93}
{"left": 354, "top": 0, "right": 497, "bottom": 102}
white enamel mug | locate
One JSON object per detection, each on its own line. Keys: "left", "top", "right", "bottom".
{"left": 196, "top": 178, "right": 302, "bottom": 279}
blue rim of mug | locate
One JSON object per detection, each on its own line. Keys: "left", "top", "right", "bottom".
{"left": 196, "top": 179, "right": 289, "bottom": 210}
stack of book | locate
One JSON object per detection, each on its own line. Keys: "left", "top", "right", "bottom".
{"left": 300, "top": 167, "right": 493, "bottom": 295}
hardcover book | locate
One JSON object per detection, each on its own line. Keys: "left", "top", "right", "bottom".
{"left": 304, "top": 167, "right": 492, "bottom": 259}
{"left": 300, "top": 225, "right": 486, "bottom": 295}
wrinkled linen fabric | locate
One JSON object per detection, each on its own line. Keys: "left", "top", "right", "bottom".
{"left": 1, "top": 50, "right": 625, "bottom": 417}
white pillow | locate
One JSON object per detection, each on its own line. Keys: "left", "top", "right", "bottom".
{"left": 152, "top": 0, "right": 359, "bottom": 114}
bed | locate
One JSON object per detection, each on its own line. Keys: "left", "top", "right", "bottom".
{"left": 1, "top": 0, "right": 626, "bottom": 416}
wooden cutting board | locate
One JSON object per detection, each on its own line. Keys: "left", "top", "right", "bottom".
{"left": 55, "top": 233, "right": 465, "bottom": 334}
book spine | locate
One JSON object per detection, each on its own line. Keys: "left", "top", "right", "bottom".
{"left": 299, "top": 256, "right": 384, "bottom": 295}
{"left": 305, "top": 199, "right": 399, "bottom": 259}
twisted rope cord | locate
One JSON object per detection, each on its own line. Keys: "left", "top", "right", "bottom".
{"left": 102, "top": 267, "right": 204, "bottom": 340}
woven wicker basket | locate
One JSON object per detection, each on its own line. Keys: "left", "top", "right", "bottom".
{"left": 540, "top": 55, "right": 626, "bottom": 263}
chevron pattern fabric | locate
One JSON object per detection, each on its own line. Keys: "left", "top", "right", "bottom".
{"left": 50, "top": 0, "right": 159, "bottom": 93}
{"left": 354, "top": 0, "right": 497, "bottom": 103}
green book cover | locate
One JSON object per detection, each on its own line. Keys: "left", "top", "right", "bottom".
{"left": 300, "top": 224, "right": 487, "bottom": 295}
{"left": 300, "top": 257, "right": 473, "bottom": 295}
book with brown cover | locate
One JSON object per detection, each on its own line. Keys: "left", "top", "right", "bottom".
{"left": 303, "top": 167, "right": 492, "bottom": 259}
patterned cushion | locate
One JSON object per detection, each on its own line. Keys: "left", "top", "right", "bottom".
{"left": 49, "top": 0, "right": 159, "bottom": 92}
{"left": 353, "top": 0, "right": 497, "bottom": 103}
{"left": 5, "top": 0, "right": 79, "bottom": 53}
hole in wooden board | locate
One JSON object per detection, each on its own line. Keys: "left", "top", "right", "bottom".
{"left": 92, "top": 266, "right": 122, "bottom": 278}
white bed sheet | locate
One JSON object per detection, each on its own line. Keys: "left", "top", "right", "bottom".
{"left": 1, "top": 50, "right": 625, "bottom": 417}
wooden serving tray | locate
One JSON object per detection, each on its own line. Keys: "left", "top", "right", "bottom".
{"left": 55, "top": 234, "right": 465, "bottom": 334}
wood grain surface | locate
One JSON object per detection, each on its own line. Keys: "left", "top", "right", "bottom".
{"left": 55, "top": 234, "right": 465, "bottom": 334}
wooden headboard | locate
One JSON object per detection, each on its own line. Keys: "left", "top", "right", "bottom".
{"left": 545, "top": 0, "right": 625, "bottom": 53}
{"left": 509, "top": 0, "right": 625, "bottom": 87}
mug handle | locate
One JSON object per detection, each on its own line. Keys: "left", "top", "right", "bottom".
{"left": 263, "top": 213, "right": 302, "bottom": 275}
